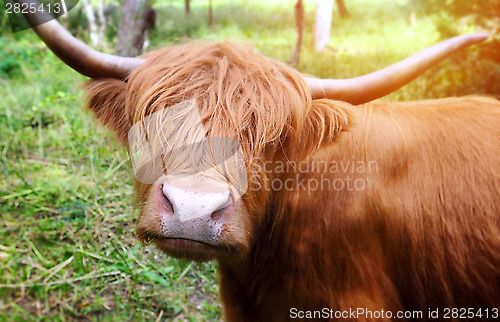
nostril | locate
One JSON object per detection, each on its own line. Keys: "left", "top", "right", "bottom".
{"left": 210, "top": 201, "right": 234, "bottom": 223}
{"left": 159, "top": 184, "right": 174, "bottom": 213}
{"left": 210, "top": 193, "right": 234, "bottom": 222}
{"left": 215, "top": 193, "right": 232, "bottom": 212}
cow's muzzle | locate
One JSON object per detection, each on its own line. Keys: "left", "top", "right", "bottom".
{"left": 136, "top": 176, "right": 237, "bottom": 261}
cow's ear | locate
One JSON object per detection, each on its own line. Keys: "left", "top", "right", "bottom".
{"left": 297, "top": 99, "right": 352, "bottom": 153}
{"left": 83, "top": 79, "right": 130, "bottom": 144}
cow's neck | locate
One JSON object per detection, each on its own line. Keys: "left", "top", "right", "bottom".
{"left": 217, "top": 102, "right": 359, "bottom": 320}
{"left": 217, "top": 201, "right": 295, "bottom": 321}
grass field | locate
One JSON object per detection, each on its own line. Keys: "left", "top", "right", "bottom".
{"left": 0, "top": 0, "right": 497, "bottom": 320}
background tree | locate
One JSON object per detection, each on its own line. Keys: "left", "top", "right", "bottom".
{"left": 313, "top": 0, "right": 333, "bottom": 51}
{"left": 292, "top": 0, "right": 350, "bottom": 64}
{"left": 290, "top": 0, "right": 304, "bottom": 66}
{"left": 82, "top": 0, "right": 107, "bottom": 49}
{"left": 116, "top": 0, "right": 151, "bottom": 56}
{"left": 335, "top": 0, "right": 349, "bottom": 18}
{"left": 208, "top": 0, "right": 213, "bottom": 27}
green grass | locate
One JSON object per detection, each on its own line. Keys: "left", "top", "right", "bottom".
{"left": 0, "top": 34, "right": 220, "bottom": 320}
{"left": 1, "top": 0, "right": 498, "bottom": 320}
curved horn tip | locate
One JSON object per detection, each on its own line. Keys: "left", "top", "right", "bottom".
{"left": 463, "top": 33, "right": 489, "bottom": 42}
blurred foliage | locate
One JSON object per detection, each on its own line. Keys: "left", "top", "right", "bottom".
{"left": 417, "top": 0, "right": 500, "bottom": 61}
{"left": 417, "top": 0, "right": 500, "bottom": 22}
{"left": 0, "top": 36, "right": 42, "bottom": 78}
{"left": 414, "top": 0, "right": 500, "bottom": 97}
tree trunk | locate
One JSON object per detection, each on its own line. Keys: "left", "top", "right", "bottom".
{"left": 97, "top": 0, "right": 107, "bottom": 49}
{"left": 314, "top": 0, "right": 333, "bottom": 51}
{"left": 208, "top": 0, "right": 213, "bottom": 27}
{"left": 82, "top": 0, "right": 102, "bottom": 48}
{"left": 59, "top": 1, "right": 69, "bottom": 29}
{"left": 335, "top": 0, "right": 349, "bottom": 18}
{"left": 185, "top": 0, "right": 190, "bottom": 16}
{"left": 116, "top": 0, "right": 151, "bottom": 57}
{"left": 290, "top": 0, "right": 304, "bottom": 67}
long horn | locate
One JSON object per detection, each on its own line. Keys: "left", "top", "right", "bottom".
{"left": 306, "top": 34, "right": 488, "bottom": 105}
{"left": 16, "top": 0, "right": 144, "bottom": 79}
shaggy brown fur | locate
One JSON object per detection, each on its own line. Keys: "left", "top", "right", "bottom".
{"left": 219, "top": 96, "right": 500, "bottom": 321}
{"left": 84, "top": 42, "right": 500, "bottom": 321}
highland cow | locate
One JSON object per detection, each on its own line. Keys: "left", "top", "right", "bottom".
{"left": 19, "top": 3, "right": 500, "bottom": 321}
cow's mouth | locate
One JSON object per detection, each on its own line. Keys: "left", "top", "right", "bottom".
{"left": 146, "top": 235, "right": 221, "bottom": 261}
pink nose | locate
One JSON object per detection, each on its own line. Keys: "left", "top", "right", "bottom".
{"left": 161, "top": 182, "right": 232, "bottom": 222}
{"left": 147, "top": 181, "right": 235, "bottom": 246}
